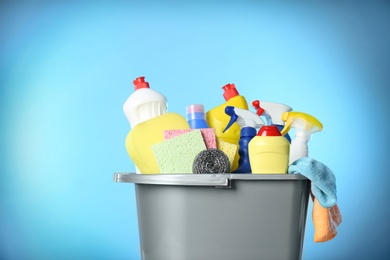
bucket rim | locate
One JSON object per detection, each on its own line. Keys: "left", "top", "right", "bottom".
{"left": 113, "top": 173, "right": 309, "bottom": 187}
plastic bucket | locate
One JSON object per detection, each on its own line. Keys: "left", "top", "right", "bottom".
{"left": 114, "top": 173, "right": 310, "bottom": 260}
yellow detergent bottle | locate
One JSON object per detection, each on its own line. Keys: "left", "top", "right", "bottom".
{"left": 249, "top": 125, "right": 290, "bottom": 174}
{"left": 125, "top": 112, "right": 190, "bottom": 174}
{"left": 206, "top": 83, "right": 248, "bottom": 171}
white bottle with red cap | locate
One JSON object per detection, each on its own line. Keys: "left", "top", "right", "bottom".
{"left": 123, "top": 76, "right": 167, "bottom": 174}
{"left": 123, "top": 76, "right": 167, "bottom": 128}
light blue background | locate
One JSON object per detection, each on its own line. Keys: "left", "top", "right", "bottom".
{"left": 1, "top": 0, "right": 389, "bottom": 259}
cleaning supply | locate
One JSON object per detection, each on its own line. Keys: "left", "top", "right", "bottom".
{"left": 289, "top": 157, "right": 337, "bottom": 208}
{"left": 223, "top": 106, "right": 265, "bottom": 173}
{"left": 280, "top": 111, "right": 323, "bottom": 165}
{"left": 186, "top": 104, "right": 210, "bottom": 129}
{"left": 192, "top": 149, "right": 231, "bottom": 174}
{"left": 151, "top": 130, "right": 206, "bottom": 174}
{"left": 123, "top": 76, "right": 167, "bottom": 128}
{"left": 216, "top": 139, "right": 237, "bottom": 170}
{"left": 164, "top": 129, "right": 217, "bottom": 149}
{"left": 312, "top": 196, "right": 342, "bottom": 243}
{"left": 289, "top": 157, "right": 342, "bottom": 242}
{"left": 125, "top": 112, "right": 190, "bottom": 174}
{"left": 123, "top": 76, "right": 168, "bottom": 174}
{"left": 251, "top": 100, "right": 293, "bottom": 142}
{"left": 248, "top": 125, "right": 290, "bottom": 174}
{"left": 206, "top": 83, "right": 249, "bottom": 171}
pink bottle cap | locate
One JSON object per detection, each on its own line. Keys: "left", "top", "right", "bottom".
{"left": 186, "top": 104, "right": 205, "bottom": 114}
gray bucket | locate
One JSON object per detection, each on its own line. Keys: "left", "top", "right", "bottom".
{"left": 114, "top": 173, "right": 310, "bottom": 260}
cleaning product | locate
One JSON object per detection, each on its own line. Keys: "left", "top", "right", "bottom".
{"left": 251, "top": 100, "right": 292, "bottom": 142}
{"left": 223, "top": 106, "right": 265, "bottom": 173}
{"left": 248, "top": 125, "right": 290, "bottom": 174}
{"left": 216, "top": 139, "right": 237, "bottom": 170}
{"left": 125, "top": 112, "right": 190, "bottom": 174}
{"left": 123, "top": 76, "right": 167, "bottom": 128}
{"left": 287, "top": 142, "right": 341, "bottom": 243}
{"left": 164, "top": 129, "right": 217, "bottom": 149}
{"left": 123, "top": 76, "right": 168, "bottom": 173}
{"left": 280, "top": 111, "right": 323, "bottom": 164}
{"left": 206, "top": 83, "right": 249, "bottom": 171}
{"left": 192, "top": 149, "right": 231, "bottom": 174}
{"left": 281, "top": 110, "right": 340, "bottom": 243}
{"left": 186, "top": 104, "right": 209, "bottom": 129}
{"left": 151, "top": 129, "right": 206, "bottom": 174}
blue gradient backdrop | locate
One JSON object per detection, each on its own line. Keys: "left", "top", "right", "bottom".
{"left": 1, "top": 0, "right": 389, "bottom": 259}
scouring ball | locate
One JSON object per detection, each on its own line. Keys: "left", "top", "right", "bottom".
{"left": 192, "top": 148, "right": 231, "bottom": 174}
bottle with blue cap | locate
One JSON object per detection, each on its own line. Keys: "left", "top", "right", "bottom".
{"left": 223, "top": 106, "right": 265, "bottom": 173}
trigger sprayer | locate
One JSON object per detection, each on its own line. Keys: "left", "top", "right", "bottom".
{"left": 280, "top": 111, "right": 323, "bottom": 164}
{"left": 251, "top": 100, "right": 293, "bottom": 142}
{"left": 223, "top": 106, "right": 265, "bottom": 173}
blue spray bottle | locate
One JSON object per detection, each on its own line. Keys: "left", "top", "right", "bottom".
{"left": 223, "top": 106, "right": 265, "bottom": 173}
{"left": 251, "top": 100, "right": 293, "bottom": 142}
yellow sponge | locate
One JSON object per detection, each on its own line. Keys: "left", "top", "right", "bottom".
{"left": 151, "top": 129, "right": 207, "bottom": 173}
{"left": 216, "top": 138, "right": 237, "bottom": 170}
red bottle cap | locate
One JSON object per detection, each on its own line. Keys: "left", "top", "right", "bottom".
{"left": 222, "top": 83, "right": 239, "bottom": 101}
{"left": 133, "top": 76, "right": 150, "bottom": 90}
{"left": 257, "top": 125, "right": 282, "bottom": 136}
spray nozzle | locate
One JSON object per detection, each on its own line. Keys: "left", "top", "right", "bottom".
{"left": 223, "top": 106, "right": 239, "bottom": 132}
{"left": 223, "top": 106, "right": 265, "bottom": 133}
{"left": 251, "top": 100, "right": 265, "bottom": 116}
{"left": 280, "top": 111, "right": 323, "bottom": 137}
{"left": 251, "top": 100, "right": 292, "bottom": 126}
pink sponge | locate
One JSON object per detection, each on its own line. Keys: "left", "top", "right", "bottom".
{"left": 164, "top": 128, "right": 217, "bottom": 149}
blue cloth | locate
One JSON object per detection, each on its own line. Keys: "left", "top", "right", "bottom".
{"left": 288, "top": 157, "right": 337, "bottom": 208}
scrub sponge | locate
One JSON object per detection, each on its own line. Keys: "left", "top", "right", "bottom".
{"left": 164, "top": 128, "right": 217, "bottom": 149}
{"left": 152, "top": 129, "right": 207, "bottom": 173}
{"left": 216, "top": 139, "right": 237, "bottom": 170}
